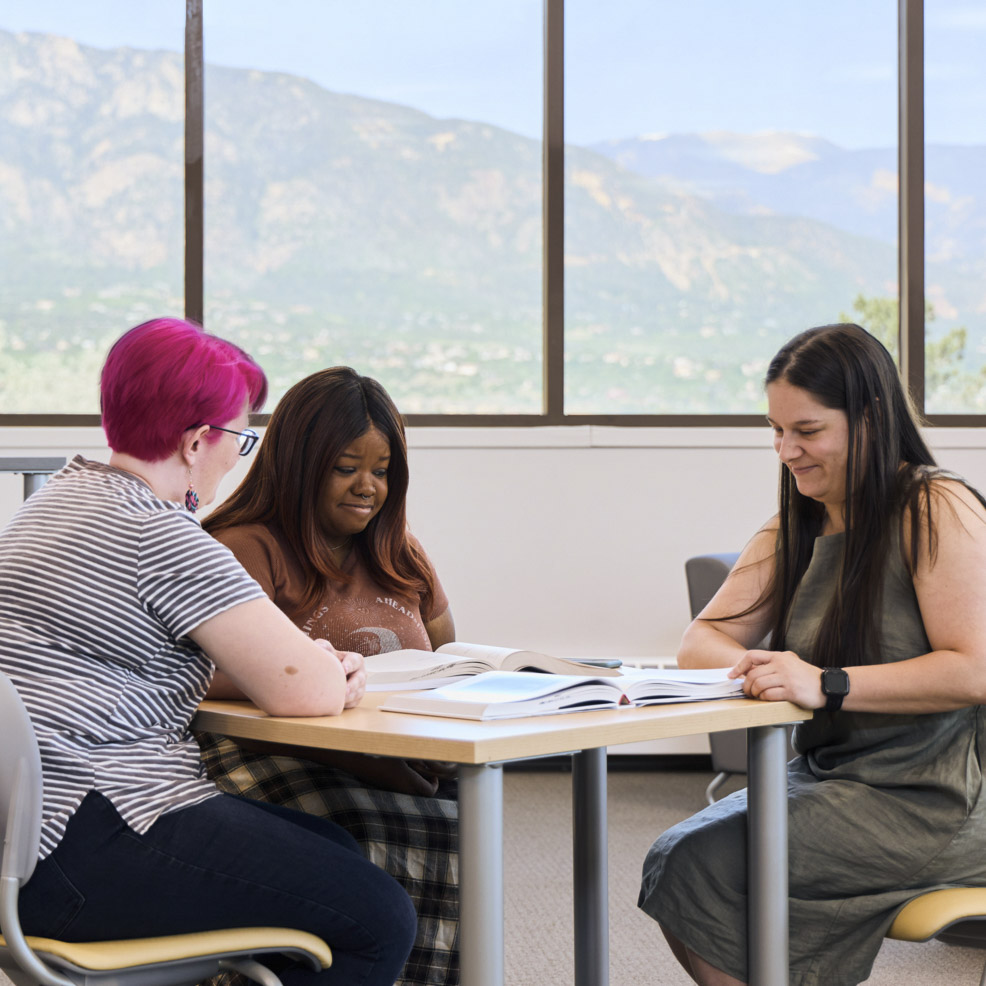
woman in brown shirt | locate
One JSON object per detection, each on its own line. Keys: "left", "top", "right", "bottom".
{"left": 200, "top": 368, "right": 458, "bottom": 986}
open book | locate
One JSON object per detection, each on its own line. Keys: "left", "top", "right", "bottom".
{"left": 379, "top": 667, "right": 744, "bottom": 720}
{"left": 363, "top": 642, "right": 621, "bottom": 691}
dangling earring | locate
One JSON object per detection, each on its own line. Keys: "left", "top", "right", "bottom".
{"left": 185, "top": 470, "right": 199, "bottom": 513}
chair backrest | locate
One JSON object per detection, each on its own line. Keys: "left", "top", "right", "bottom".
{"left": 0, "top": 670, "right": 44, "bottom": 885}
{"left": 685, "top": 553, "right": 740, "bottom": 619}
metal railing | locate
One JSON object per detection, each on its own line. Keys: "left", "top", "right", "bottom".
{"left": 0, "top": 458, "right": 67, "bottom": 500}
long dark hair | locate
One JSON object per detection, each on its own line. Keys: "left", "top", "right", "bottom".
{"left": 204, "top": 367, "right": 437, "bottom": 619}
{"left": 760, "top": 323, "right": 941, "bottom": 667}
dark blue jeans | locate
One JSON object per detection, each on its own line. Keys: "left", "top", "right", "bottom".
{"left": 18, "top": 791, "right": 417, "bottom": 986}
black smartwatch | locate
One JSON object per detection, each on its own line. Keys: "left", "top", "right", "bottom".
{"left": 820, "top": 667, "right": 850, "bottom": 712}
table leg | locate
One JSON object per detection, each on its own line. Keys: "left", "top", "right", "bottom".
{"left": 573, "top": 747, "right": 609, "bottom": 986}
{"left": 747, "top": 724, "right": 789, "bottom": 986}
{"left": 458, "top": 762, "right": 504, "bottom": 986}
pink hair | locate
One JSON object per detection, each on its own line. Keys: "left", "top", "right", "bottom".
{"left": 101, "top": 318, "right": 268, "bottom": 462}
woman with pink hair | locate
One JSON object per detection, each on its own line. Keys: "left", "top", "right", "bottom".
{"left": 0, "top": 318, "right": 416, "bottom": 986}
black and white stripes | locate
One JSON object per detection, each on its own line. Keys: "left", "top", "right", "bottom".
{"left": 0, "top": 456, "right": 265, "bottom": 858}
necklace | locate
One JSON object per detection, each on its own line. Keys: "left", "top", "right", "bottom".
{"left": 327, "top": 537, "right": 351, "bottom": 551}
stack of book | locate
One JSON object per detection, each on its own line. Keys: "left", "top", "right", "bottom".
{"left": 366, "top": 644, "right": 743, "bottom": 721}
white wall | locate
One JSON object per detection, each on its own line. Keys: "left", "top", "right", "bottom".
{"left": 4, "top": 425, "right": 986, "bottom": 659}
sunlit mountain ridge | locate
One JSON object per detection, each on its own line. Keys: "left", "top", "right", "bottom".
{"left": 1, "top": 29, "right": 982, "bottom": 413}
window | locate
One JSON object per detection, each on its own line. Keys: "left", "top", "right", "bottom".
{"left": 201, "top": 0, "right": 543, "bottom": 413}
{"left": 0, "top": 2, "right": 184, "bottom": 414}
{"left": 923, "top": 0, "right": 986, "bottom": 413}
{"left": 0, "top": 1, "right": 978, "bottom": 424}
{"left": 564, "top": 0, "right": 898, "bottom": 414}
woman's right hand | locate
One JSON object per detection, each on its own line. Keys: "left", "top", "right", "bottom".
{"left": 730, "top": 648, "right": 825, "bottom": 708}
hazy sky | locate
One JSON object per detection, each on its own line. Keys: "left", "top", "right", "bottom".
{"left": 3, "top": 0, "right": 983, "bottom": 148}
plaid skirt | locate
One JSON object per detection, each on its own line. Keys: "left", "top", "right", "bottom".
{"left": 197, "top": 733, "right": 459, "bottom": 986}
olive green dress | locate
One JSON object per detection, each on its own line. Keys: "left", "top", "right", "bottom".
{"left": 639, "top": 531, "right": 986, "bottom": 986}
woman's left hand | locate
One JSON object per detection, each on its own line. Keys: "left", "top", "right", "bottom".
{"left": 729, "top": 649, "right": 825, "bottom": 709}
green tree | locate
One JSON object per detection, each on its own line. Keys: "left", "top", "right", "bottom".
{"left": 840, "top": 294, "right": 986, "bottom": 412}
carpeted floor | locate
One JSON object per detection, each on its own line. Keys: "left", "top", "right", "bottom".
{"left": 3, "top": 765, "right": 982, "bottom": 986}
{"left": 502, "top": 765, "right": 985, "bottom": 986}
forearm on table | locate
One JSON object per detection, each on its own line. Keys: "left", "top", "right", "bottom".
{"left": 841, "top": 649, "right": 986, "bottom": 715}
{"left": 677, "top": 620, "right": 756, "bottom": 669}
{"left": 191, "top": 598, "right": 348, "bottom": 717}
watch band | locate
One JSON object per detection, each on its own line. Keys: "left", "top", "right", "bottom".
{"left": 820, "top": 667, "right": 850, "bottom": 712}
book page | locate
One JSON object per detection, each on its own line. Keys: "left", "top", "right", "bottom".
{"left": 364, "top": 646, "right": 498, "bottom": 690}
{"left": 380, "top": 671, "right": 624, "bottom": 719}
{"left": 435, "top": 642, "right": 532, "bottom": 665}
{"left": 364, "top": 648, "right": 456, "bottom": 673}
{"left": 616, "top": 666, "right": 744, "bottom": 702}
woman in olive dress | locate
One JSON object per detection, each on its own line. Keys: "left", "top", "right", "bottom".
{"left": 639, "top": 323, "right": 986, "bottom": 986}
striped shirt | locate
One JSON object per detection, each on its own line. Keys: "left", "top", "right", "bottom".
{"left": 0, "top": 456, "right": 266, "bottom": 858}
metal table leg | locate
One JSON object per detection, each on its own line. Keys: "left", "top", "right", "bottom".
{"left": 0, "top": 457, "right": 66, "bottom": 501}
{"left": 747, "top": 724, "right": 789, "bottom": 986}
{"left": 573, "top": 747, "right": 609, "bottom": 986}
{"left": 22, "top": 474, "right": 49, "bottom": 499}
{"left": 459, "top": 763, "right": 504, "bottom": 986}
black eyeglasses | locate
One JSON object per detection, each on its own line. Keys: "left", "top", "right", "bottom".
{"left": 206, "top": 425, "right": 260, "bottom": 456}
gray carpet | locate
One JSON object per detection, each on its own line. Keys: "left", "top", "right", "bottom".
{"left": 3, "top": 767, "right": 982, "bottom": 986}
{"left": 503, "top": 766, "right": 985, "bottom": 986}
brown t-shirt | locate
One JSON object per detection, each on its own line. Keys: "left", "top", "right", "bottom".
{"left": 213, "top": 523, "right": 449, "bottom": 655}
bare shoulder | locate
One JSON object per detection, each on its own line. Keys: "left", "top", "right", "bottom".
{"left": 908, "top": 475, "right": 986, "bottom": 535}
{"left": 700, "top": 515, "right": 778, "bottom": 622}
{"left": 906, "top": 475, "right": 986, "bottom": 576}
{"left": 736, "top": 515, "right": 780, "bottom": 566}
{"left": 930, "top": 477, "right": 986, "bottom": 518}
{"left": 753, "top": 513, "right": 780, "bottom": 541}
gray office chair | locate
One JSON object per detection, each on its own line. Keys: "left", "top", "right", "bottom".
{"left": 685, "top": 553, "right": 748, "bottom": 804}
{"left": 686, "top": 552, "right": 798, "bottom": 803}
{"left": 0, "top": 670, "right": 333, "bottom": 986}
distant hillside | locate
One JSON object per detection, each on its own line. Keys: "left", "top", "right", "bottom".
{"left": 1, "top": 29, "right": 982, "bottom": 413}
{"left": 590, "top": 131, "right": 986, "bottom": 262}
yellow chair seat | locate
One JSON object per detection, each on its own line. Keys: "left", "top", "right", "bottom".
{"left": 888, "top": 888, "right": 986, "bottom": 942}
{"left": 0, "top": 927, "right": 331, "bottom": 972}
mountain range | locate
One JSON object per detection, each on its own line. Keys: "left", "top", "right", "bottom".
{"left": 1, "top": 28, "right": 983, "bottom": 413}
{"left": 590, "top": 131, "right": 986, "bottom": 263}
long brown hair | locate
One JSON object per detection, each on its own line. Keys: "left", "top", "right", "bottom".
{"left": 742, "top": 324, "right": 959, "bottom": 667}
{"left": 204, "top": 367, "right": 437, "bottom": 619}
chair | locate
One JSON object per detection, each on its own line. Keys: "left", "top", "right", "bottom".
{"left": 685, "top": 552, "right": 798, "bottom": 804}
{"left": 887, "top": 889, "right": 986, "bottom": 977}
{"left": 0, "top": 671, "right": 333, "bottom": 986}
{"left": 685, "top": 553, "right": 746, "bottom": 804}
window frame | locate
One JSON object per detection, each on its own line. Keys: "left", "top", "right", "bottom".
{"left": 4, "top": 0, "right": 974, "bottom": 428}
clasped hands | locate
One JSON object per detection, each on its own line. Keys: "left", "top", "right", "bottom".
{"left": 728, "top": 649, "right": 827, "bottom": 710}
{"left": 314, "top": 639, "right": 366, "bottom": 708}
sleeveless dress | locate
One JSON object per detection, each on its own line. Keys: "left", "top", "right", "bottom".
{"left": 638, "top": 531, "right": 986, "bottom": 986}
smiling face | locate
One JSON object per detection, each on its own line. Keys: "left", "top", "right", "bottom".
{"left": 766, "top": 379, "right": 852, "bottom": 531}
{"left": 317, "top": 426, "right": 391, "bottom": 540}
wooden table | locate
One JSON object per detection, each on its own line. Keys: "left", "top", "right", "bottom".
{"left": 194, "top": 694, "right": 811, "bottom": 986}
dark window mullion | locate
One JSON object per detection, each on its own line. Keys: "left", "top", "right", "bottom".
{"left": 898, "top": 0, "right": 925, "bottom": 411}
{"left": 185, "top": 0, "right": 205, "bottom": 327}
{"left": 543, "top": 0, "right": 564, "bottom": 421}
